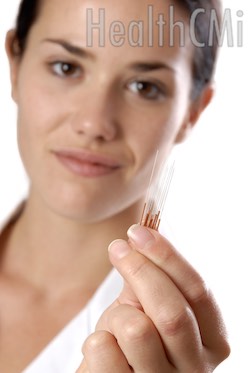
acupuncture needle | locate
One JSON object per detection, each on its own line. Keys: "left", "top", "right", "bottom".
{"left": 140, "top": 152, "right": 175, "bottom": 231}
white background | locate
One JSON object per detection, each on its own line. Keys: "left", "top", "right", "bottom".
{"left": 0, "top": 1, "right": 249, "bottom": 372}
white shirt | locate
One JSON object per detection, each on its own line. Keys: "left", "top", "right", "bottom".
{"left": 0, "top": 204, "right": 123, "bottom": 373}
{"left": 23, "top": 269, "right": 123, "bottom": 373}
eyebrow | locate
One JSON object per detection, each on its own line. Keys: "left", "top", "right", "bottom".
{"left": 129, "top": 62, "right": 175, "bottom": 73}
{"left": 42, "top": 38, "right": 95, "bottom": 59}
{"left": 42, "top": 38, "right": 174, "bottom": 73}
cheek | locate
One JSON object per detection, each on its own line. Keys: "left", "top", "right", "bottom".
{"left": 16, "top": 73, "right": 65, "bottom": 154}
{"left": 127, "top": 104, "right": 182, "bottom": 159}
{"left": 16, "top": 57, "right": 68, "bottom": 135}
{"left": 18, "top": 82, "right": 58, "bottom": 131}
{"left": 15, "top": 81, "right": 58, "bottom": 178}
{"left": 16, "top": 110, "right": 42, "bottom": 180}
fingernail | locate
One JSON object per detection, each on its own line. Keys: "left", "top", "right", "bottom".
{"left": 127, "top": 224, "right": 155, "bottom": 249}
{"left": 108, "top": 239, "right": 131, "bottom": 259}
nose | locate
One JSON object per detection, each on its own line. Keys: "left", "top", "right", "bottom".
{"left": 70, "top": 87, "right": 118, "bottom": 142}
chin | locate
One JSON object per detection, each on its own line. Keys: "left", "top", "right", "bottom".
{"left": 41, "top": 189, "right": 116, "bottom": 223}
{"left": 35, "top": 173, "right": 144, "bottom": 223}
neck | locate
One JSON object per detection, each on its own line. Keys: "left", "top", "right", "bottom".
{"left": 2, "top": 193, "right": 144, "bottom": 295}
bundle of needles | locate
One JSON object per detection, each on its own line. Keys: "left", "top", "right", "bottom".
{"left": 140, "top": 154, "right": 175, "bottom": 231}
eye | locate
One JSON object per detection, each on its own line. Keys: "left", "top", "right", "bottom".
{"left": 49, "top": 61, "right": 82, "bottom": 78}
{"left": 127, "top": 81, "right": 166, "bottom": 101}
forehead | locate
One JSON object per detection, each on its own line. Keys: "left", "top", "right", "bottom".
{"left": 28, "top": 0, "right": 193, "bottom": 69}
{"left": 37, "top": 0, "right": 188, "bottom": 26}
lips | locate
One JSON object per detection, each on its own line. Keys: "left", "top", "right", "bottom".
{"left": 53, "top": 149, "right": 122, "bottom": 177}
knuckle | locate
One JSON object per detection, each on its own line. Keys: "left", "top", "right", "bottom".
{"left": 205, "top": 340, "right": 231, "bottom": 372}
{"left": 215, "top": 338, "right": 231, "bottom": 362}
{"left": 187, "top": 276, "right": 209, "bottom": 304}
{"left": 125, "top": 256, "right": 149, "bottom": 280}
{"left": 121, "top": 313, "right": 153, "bottom": 343}
{"left": 83, "top": 331, "right": 112, "bottom": 354}
{"left": 156, "top": 306, "right": 192, "bottom": 337}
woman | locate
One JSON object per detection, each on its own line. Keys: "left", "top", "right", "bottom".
{"left": 0, "top": 0, "right": 230, "bottom": 372}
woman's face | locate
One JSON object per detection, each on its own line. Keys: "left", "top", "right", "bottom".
{"left": 7, "top": 0, "right": 205, "bottom": 222}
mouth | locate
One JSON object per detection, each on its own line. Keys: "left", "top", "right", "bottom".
{"left": 53, "top": 149, "right": 122, "bottom": 178}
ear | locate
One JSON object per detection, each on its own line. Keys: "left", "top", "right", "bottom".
{"left": 175, "top": 85, "right": 214, "bottom": 144}
{"left": 5, "top": 29, "right": 22, "bottom": 103}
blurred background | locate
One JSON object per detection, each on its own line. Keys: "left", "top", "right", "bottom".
{"left": 0, "top": 1, "right": 249, "bottom": 371}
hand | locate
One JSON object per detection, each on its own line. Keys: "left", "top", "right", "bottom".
{"left": 76, "top": 224, "right": 230, "bottom": 372}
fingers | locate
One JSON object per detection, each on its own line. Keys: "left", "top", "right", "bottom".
{"left": 108, "top": 239, "right": 204, "bottom": 370}
{"left": 127, "top": 224, "right": 230, "bottom": 359}
{"left": 82, "top": 330, "right": 131, "bottom": 373}
{"left": 77, "top": 224, "right": 229, "bottom": 372}
{"left": 99, "top": 304, "right": 172, "bottom": 372}
{"left": 108, "top": 226, "right": 230, "bottom": 369}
